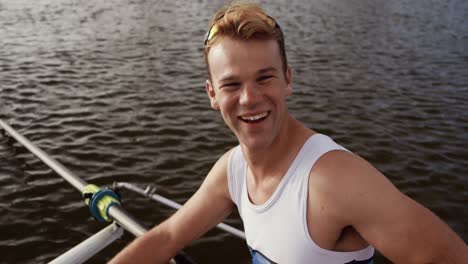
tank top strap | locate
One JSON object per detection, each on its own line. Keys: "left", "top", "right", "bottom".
{"left": 227, "top": 146, "right": 246, "bottom": 212}
{"left": 293, "top": 134, "right": 349, "bottom": 186}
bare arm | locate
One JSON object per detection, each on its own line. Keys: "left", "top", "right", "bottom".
{"left": 315, "top": 150, "right": 467, "bottom": 263}
{"left": 108, "top": 151, "right": 235, "bottom": 264}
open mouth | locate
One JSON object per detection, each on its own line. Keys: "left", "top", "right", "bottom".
{"left": 239, "top": 111, "right": 270, "bottom": 123}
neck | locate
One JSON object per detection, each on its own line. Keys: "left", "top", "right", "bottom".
{"left": 240, "top": 115, "right": 314, "bottom": 182}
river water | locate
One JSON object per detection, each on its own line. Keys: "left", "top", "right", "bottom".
{"left": 0, "top": 0, "right": 467, "bottom": 263}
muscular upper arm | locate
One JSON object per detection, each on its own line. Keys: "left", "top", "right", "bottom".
{"left": 314, "top": 150, "right": 467, "bottom": 263}
{"left": 161, "top": 149, "right": 235, "bottom": 250}
{"left": 108, "top": 151, "right": 235, "bottom": 264}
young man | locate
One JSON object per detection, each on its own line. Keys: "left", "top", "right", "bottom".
{"left": 110, "top": 3, "right": 467, "bottom": 264}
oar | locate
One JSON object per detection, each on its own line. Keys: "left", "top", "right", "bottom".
{"left": 0, "top": 119, "right": 146, "bottom": 235}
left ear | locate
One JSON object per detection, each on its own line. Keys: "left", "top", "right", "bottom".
{"left": 285, "top": 65, "right": 292, "bottom": 96}
{"left": 206, "top": 79, "right": 220, "bottom": 110}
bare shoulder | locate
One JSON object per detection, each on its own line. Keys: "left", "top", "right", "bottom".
{"left": 309, "top": 150, "right": 399, "bottom": 209}
{"left": 308, "top": 149, "right": 404, "bottom": 229}
{"left": 308, "top": 149, "right": 468, "bottom": 263}
{"left": 159, "top": 148, "right": 236, "bottom": 248}
{"left": 197, "top": 148, "right": 235, "bottom": 198}
{"left": 183, "top": 147, "right": 237, "bottom": 220}
{"left": 307, "top": 149, "right": 400, "bottom": 238}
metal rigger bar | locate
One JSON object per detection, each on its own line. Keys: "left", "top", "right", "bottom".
{"left": 113, "top": 182, "right": 246, "bottom": 240}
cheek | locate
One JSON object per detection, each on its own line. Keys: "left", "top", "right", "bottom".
{"left": 217, "top": 95, "right": 236, "bottom": 113}
{"left": 215, "top": 95, "right": 235, "bottom": 125}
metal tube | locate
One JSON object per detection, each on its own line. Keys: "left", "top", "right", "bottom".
{"left": 216, "top": 222, "right": 246, "bottom": 240}
{"left": 0, "top": 119, "right": 86, "bottom": 192}
{"left": 0, "top": 119, "right": 147, "bottom": 236}
{"left": 108, "top": 206, "right": 147, "bottom": 237}
{"left": 115, "top": 182, "right": 246, "bottom": 240}
{"left": 116, "top": 182, "right": 183, "bottom": 210}
{"left": 49, "top": 223, "right": 124, "bottom": 264}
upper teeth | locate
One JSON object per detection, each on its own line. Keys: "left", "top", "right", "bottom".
{"left": 242, "top": 112, "right": 268, "bottom": 121}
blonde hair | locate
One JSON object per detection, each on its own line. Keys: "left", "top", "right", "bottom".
{"left": 203, "top": 2, "right": 287, "bottom": 78}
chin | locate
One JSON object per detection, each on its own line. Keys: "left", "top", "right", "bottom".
{"left": 239, "top": 135, "right": 272, "bottom": 151}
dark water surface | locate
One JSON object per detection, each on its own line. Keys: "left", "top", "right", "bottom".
{"left": 1, "top": 0, "right": 467, "bottom": 263}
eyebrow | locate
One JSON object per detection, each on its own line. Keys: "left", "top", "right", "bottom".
{"left": 218, "top": 75, "right": 238, "bottom": 84}
{"left": 218, "top": 66, "right": 279, "bottom": 84}
{"left": 257, "top": 66, "right": 278, "bottom": 75}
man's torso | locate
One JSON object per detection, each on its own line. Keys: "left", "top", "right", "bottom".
{"left": 228, "top": 134, "right": 374, "bottom": 263}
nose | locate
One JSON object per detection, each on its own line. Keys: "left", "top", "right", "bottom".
{"left": 239, "top": 83, "right": 261, "bottom": 107}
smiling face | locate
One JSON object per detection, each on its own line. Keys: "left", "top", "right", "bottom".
{"left": 206, "top": 37, "right": 292, "bottom": 150}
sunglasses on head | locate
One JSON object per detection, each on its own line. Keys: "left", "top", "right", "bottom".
{"left": 204, "top": 14, "right": 281, "bottom": 46}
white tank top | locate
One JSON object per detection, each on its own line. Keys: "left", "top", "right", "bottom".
{"left": 227, "top": 134, "right": 374, "bottom": 264}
